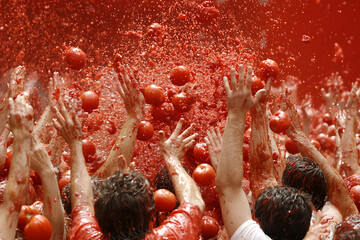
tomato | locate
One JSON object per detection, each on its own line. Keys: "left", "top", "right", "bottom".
{"left": 285, "top": 138, "right": 299, "bottom": 154}
{"left": 137, "top": 121, "right": 154, "bottom": 141}
{"left": 144, "top": 84, "right": 165, "bottom": 106}
{"left": 269, "top": 110, "right": 291, "bottom": 134}
{"left": 194, "top": 143, "right": 209, "bottom": 163}
{"left": 23, "top": 215, "right": 52, "bottom": 240}
{"left": 201, "top": 216, "right": 220, "bottom": 239}
{"left": 64, "top": 47, "right": 86, "bottom": 70}
{"left": 172, "top": 92, "right": 192, "bottom": 112}
{"left": 315, "top": 133, "right": 331, "bottom": 151}
{"left": 152, "top": 102, "right": 181, "bottom": 122}
{"left": 153, "top": 189, "right": 177, "bottom": 212}
{"left": 311, "top": 139, "right": 321, "bottom": 150}
{"left": 82, "top": 139, "right": 96, "bottom": 161}
{"left": 258, "top": 59, "right": 280, "bottom": 81}
{"left": 170, "top": 66, "right": 190, "bottom": 86}
{"left": 251, "top": 76, "right": 265, "bottom": 96}
{"left": 80, "top": 91, "right": 99, "bottom": 113}
{"left": 58, "top": 174, "right": 71, "bottom": 192}
{"left": 192, "top": 163, "right": 216, "bottom": 186}
{"left": 350, "top": 185, "right": 360, "bottom": 211}
{"left": 18, "top": 205, "right": 41, "bottom": 232}
{"left": 322, "top": 113, "right": 334, "bottom": 125}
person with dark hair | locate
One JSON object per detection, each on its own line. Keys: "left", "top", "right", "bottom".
{"left": 53, "top": 69, "right": 204, "bottom": 239}
{"left": 333, "top": 214, "right": 360, "bottom": 240}
{"left": 282, "top": 155, "right": 327, "bottom": 210}
{"left": 215, "top": 65, "right": 315, "bottom": 240}
{"left": 255, "top": 186, "right": 313, "bottom": 240}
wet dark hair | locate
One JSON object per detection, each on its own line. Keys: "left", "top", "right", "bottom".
{"left": 255, "top": 186, "right": 313, "bottom": 240}
{"left": 153, "top": 166, "right": 175, "bottom": 194}
{"left": 282, "top": 155, "right": 327, "bottom": 210}
{"left": 333, "top": 214, "right": 360, "bottom": 240}
{"left": 94, "top": 170, "right": 154, "bottom": 240}
{"left": 61, "top": 176, "right": 103, "bottom": 215}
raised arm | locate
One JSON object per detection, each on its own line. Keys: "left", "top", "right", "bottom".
{"left": 94, "top": 70, "right": 145, "bottom": 178}
{"left": 0, "top": 93, "right": 33, "bottom": 240}
{"left": 281, "top": 89, "right": 358, "bottom": 218}
{"left": 215, "top": 65, "right": 266, "bottom": 237}
{"left": 159, "top": 119, "right": 204, "bottom": 212}
{"left": 249, "top": 80, "right": 277, "bottom": 199}
{"left": 53, "top": 101, "right": 93, "bottom": 209}
{"left": 339, "top": 83, "right": 360, "bottom": 177}
{"left": 204, "top": 127, "right": 222, "bottom": 172}
{"left": 30, "top": 134, "right": 65, "bottom": 240}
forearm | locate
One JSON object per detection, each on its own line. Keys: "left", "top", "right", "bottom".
{"left": 340, "top": 110, "right": 360, "bottom": 176}
{"left": 70, "top": 142, "right": 94, "bottom": 208}
{"left": 164, "top": 155, "right": 204, "bottom": 212}
{"left": 96, "top": 116, "right": 140, "bottom": 178}
{"left": 0, "top": 133, "right": 31, "bottom": 239}
{"left": 288, "top": 130, "right": 358, "bottom": 217}
{"left": 33, "top": 106, "right": 53, "bottom": 143}
{"left": 49, "top": 131, "right": 65, "bottom": 167}
{"left": 216, "top": 113, "right": 245, "bottom": 189}
{"left": 0, "top": 129, "right": 8, "bottom": 168}
{"left": 38, "top": 166, "right": 65, "bottom": 240}
{"left": 250, "top": 104, "right": 277, "bottom": 199}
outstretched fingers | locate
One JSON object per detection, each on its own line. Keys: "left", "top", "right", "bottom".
{"left": 245, "top": 66, "right": 252, "bottom": 91}
{"left": 171, "top": 118, "right": 184, "bottom": 139}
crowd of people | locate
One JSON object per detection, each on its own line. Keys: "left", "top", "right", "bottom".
{"left": 0, "top": 63, "right": 360, "bottom": 240}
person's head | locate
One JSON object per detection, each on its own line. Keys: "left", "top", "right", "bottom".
{"left": 282, "top": 155, "right": 327, "bottom": 210}
{"left": 255, "top": 186, "right": 313, "bottom": 240}
{"left": 333, "top": 214, "right": 360, "bottom": 240}
{"left": 94, "top": 170, "right": 154, "bottom": 240}
{"left": 153, "top": 166, "right": 175, "bottom": 194}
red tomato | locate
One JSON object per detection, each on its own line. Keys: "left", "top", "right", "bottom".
{"left": 80, "top": 91, "right": 99, "bottom": 113}
{"left": 23, "top": 215, "right": 52, "bottom": 240}
{"left": 323, "top": 113, "right": 335, "bottom": 125}
{"left": 172, "top": 92, "right": 191, "bottom": 112}
{"left": 243, "top": 128, "right": 251, "bottom": 144}
{"left": 82, "top": 139, "right": 96, "bottom": 161}
{"left": 251, "top": 76, "right": 265, "bottom": 96}
{"left": 258, "top": 59, "right": 280, "bottom": 81}
{"left": 192, "top": 163, "right": 216, "bottom": 186}
{"left": 144, "top": 84, "right": 165, "bottom": 106}
{"left": 315, "top": 133, "right": 331, "bottom": 151}
{"left": 201, "top": 216, "right": 220, "bottom": 239}
{"left": 58, "top": 174, "right": 71, "bottom": 192}
{"left": 170, "top": 66, "right": 190, "bottom": 86}
{"left": 151, "top": 102, "right": 181, "bottom": 123}
{"left": 18, "top": 205, "right": 41, "bottom": 232}
{"left": 269, "top": 110, "right": 291, "bottom": 134}
{"left": 285, "top": 138, "right": 299, "bottom": 154}
{"left": 64, "top": 47, "right": 86, "bottom": 70}
{"left": 350, "top": 185, "right": 360, "bottom": 211}
{"left": 153, "top": 189, "right": 177, "bottom": 212}
{"left": 193, "top": 143, "right": 209, "bottom": 163}
{"left": 137, "top": 121, "right": 154, "bottom": 141}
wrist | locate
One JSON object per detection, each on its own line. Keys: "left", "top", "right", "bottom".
{"left": 69, "top": 140, "right": 82, "bottom": 151}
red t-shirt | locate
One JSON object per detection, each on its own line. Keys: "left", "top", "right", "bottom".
{"left": 70, "top": 202, "right": 201, "bottom": 240}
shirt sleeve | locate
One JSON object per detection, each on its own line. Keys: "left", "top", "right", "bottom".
{"left": 230, "top": 220, "right": 272, "bottom": 240}
{"left": 70, "top": 204, "right": 106, "bottom": 240}
{"left": 146, "top": 202, "right": 202, "bottom": 240}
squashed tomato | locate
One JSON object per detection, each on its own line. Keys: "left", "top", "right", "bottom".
{"left": 201, "top": 216, "right": 220, "bottom": 239}
{"left": 170, "top": 66, "right": 190, "bottom": 86}
{"left": 82, "top": 139, "right": 96, "bottom": 161}
{"left": 285, "top": 138, "right": 299, "bottom": 154}
{"left": 192, "top": 163, "right": 216, "bottom": 186}
{"left": 193, "top": 143, "right": 209, "bottom": 163}
{"left": 80, "top": 91, "right": 99, "bottom": 113}
{"left": 23, "top": 215, "right": 52, "bottom": 240}
{"left": 64, "top": 47, "right": 86, "bottom": 70}
{"left": 172, "top": 92, "right": 191, "bottom": 112}
{"left": 137, "top": 121, "right": 154, "bottom": 141}
{"left": 153, "top": 189, "right": 177, "bottom": 212}
{"left": 18, "top": 205, "right": 41, "bottom": 232}
{"left": 269, "top": 110, "right": 291, "bottom": 134}
{"left": 144, "top": 84, "right": 165, "bottom": 106}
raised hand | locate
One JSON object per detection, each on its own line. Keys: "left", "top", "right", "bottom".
{"left": 205, "top": 128, "right": 222, "bottom": 171}
{"left": 223, "top": 65, "right": 267, "bottom": 116}
{"left": 52, "top": 101, "right": 83, "bottom": 146}
{"left": 160, "top": 119, "right": 198, "bottom": 159}
{"left": 117, "top": 70, "right": 145, "bottom": 120}
{"left": 8, "top": 92, "right": 34, "bottom": 135}
{"left": 280, "top": 88, "right": 303, "bottom": 135}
